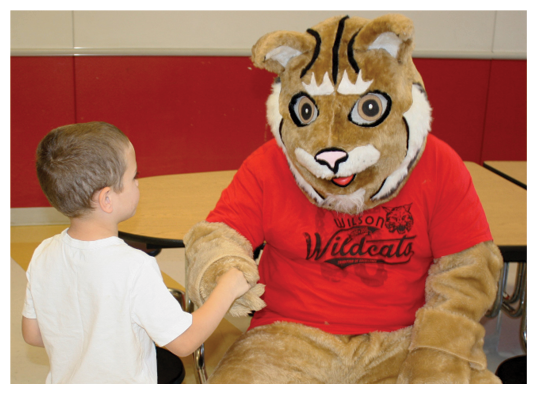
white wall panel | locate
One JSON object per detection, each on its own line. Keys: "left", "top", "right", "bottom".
{"left": 11, "top": 10, "right": 527, "bottom": 59}
{"left": 407, "top": 11, "right": 496, "bottom": 55}
{"left": 11, "top": 11, "right": 73, "bottom": 49}
{"left": 493, "top": 11, "right": 527, "bottom": 55}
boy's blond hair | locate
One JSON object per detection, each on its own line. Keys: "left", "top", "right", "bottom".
{"left": 36, "top": 122, "right": 131, "bottom": 218}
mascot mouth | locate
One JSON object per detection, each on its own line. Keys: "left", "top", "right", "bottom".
{"left": 332, "top": 175, "right": 356, "bottom": 187}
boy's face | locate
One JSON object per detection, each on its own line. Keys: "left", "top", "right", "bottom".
{"left": 114, "top": 143, "right": 140, "bottom": 222}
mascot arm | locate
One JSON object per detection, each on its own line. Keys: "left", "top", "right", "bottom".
{"left": 185, "top": 220, "right": 266, "bottom": 317}
{"left": 398, "top": 240, "right": 503, "bottom": 383}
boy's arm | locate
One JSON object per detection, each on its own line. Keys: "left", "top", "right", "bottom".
{"left": 164, "top": 268, "right": 250, "bottom": 357}
{"left": 22, "top": 317, "right": 44, "bottom": 347}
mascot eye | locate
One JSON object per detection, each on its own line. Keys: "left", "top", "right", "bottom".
{"left": 349, "top": 93, "right": 391, "bottom": 127}
{"left": 290, "top": 94, "right": 319, "bottom": 127}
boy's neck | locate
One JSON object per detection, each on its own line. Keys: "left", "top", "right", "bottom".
{"left": 67, "top": 215, "right": 119, "bottom": 241}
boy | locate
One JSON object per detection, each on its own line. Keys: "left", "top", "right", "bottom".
{"left": 22, "top": 121, "right": 251, "bottom": 383}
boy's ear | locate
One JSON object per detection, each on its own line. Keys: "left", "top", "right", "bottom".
{"left": 96, "top": 187, "right": 113, "bottom": 214}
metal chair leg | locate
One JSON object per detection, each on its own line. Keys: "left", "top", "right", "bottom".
{"left": 486, "top": 263, "right": 509, "bottom": 318}
{"left": 168, "top": 288, "right": 208, "bottom": 383}
{"left": 519, "top": 288, "right": 527, "bottom": 352}
{"left": 186, "top": 298, "right": 208, "bottom": 383}
{"left": 168, "top": 288, "right": 186, "bottom": 310}
{"left": 502, "top": 263, "right": 526, "bottom": 318}
{"left": 485, "top": 261, "right": 527, "bottom": 353}
{"left": 193, "top": 344, "right": 208, "bottom": 384}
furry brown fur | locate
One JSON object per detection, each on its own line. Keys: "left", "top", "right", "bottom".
{"left": 209, "top": 323, "right": 413, "bottom": 383}
{"left": 208, "top": 322, "right": 500, "bottom": 384}
{"left": 252, "top": 14, "right": 429, "bottom": 215}
{"left": 184, "top": 221, "right": 265, "bottom": 317}
{"left": 185, "top": 14, "right": 503, "bottom": 384}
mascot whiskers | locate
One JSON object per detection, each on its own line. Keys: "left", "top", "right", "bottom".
{"left": 185, "top": 14, "right": 503, "bottom": 383}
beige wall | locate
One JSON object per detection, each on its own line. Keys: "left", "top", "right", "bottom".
{"left": 11, "top": 10, "right": 526, "bottom": 58}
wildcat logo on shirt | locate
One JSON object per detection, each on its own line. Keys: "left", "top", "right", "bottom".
{"left": 384, "top": 204, "right": 414, "bottom": 234}
{"left": 304, "top": 204, "right": 415, "bottom": 269}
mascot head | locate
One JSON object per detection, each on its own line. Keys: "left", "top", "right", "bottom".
{"left": 252, "top": 14, "right": 432, "bottom": 215}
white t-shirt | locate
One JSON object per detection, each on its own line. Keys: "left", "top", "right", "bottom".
{"left": 22, "top": 229, "right": 192, "bottom": 384}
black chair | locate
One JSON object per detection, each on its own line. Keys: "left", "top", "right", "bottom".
{"left": 118, "top": 231, "right": 185, "bottom": 257}
{"left": 119, "top": 232, "right": 187, "bottom": 384}
{"left": 495, "top": 355, "right": 527, "bottom": 384}
{"left": 487, "top": 247, "right": 527, "bottom": 385}
{"left": 486, "top": 247, "right": 527, "bottom": 352}
{"left": 156, "top": 288, "right": 187, "bottom": 384}
{"left": 156, "top": 346, "right": 186, "bottom": 384}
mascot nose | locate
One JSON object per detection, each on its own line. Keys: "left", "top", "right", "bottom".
{"left": 315, "top": 149, "right": 348, "bottom": 173}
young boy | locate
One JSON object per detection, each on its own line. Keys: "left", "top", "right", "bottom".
{"left": 22, "top": 121, "right": 250, "bottom": 383}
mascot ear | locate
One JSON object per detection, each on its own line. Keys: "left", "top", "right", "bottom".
{"left": 252, "top": 30, "right": 317, "bottom": 74}
{"left": 354, "top": 14, "right": 415, "bottom": 64}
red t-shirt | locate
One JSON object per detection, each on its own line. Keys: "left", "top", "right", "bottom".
{"left": 206, "top": 134, "right": 493, "bottom": 335}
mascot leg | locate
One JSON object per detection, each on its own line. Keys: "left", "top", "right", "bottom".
{"left": 470, "top": 368, "right": 502, "bottom": 384}
{"left": 209, "top": 322, "right": 336, "bottom": 383}
{"left": 208, "top": 322, "right": 413, "bottom": 383}
{"left": 350, "top": 327, "right": 412, "bottom": 383}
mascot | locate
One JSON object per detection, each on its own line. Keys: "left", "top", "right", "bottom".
{"left": 185, "top": 14, "right": 503, "bottom": 383}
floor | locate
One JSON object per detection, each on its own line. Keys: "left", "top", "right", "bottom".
{"left": 11, "top": 225, "right": 525, "bottom": 384}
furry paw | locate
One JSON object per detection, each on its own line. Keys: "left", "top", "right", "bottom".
{"left": 229, "top": 283, "right": 266, "bottom": 317}
{"left": 199, "top": 257, "right": 258, "bottom": 295}
{"left": 197, "top": 257, "right": 266, "bottom": 315}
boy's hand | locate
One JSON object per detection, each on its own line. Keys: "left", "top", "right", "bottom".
{"left": 166, "top": 267, "right": 252, "bottom": 357}
{"left": 216, "top": 268, "right": 251, "bottom": 299}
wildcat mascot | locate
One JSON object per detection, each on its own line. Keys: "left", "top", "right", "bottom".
{"left": 185, "top": 14, "right": 503, "bottom": 383}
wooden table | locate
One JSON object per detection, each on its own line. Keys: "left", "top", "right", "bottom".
{"left": 121, "top": 166, "right": 527, "bottom": 253}
{"left": 465, "top": 162, "right": 527, "bottom": 256}
{"left": 483, "top": 161, "right": 527, "bottom": 189}
{"left": 119, "top": 170, "right": 236, "bottom": 245}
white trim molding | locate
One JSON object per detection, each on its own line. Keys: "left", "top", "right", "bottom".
{"left": 10, "top": 48, "right": 527, "bottom": 59}
{"left": 11, "top": 207, "right": 69, "bottom": 226}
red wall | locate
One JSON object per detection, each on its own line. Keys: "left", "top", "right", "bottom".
{"left": 11, "top": 56, "right": 526, "bottom": 209}
{"left": 11, "top": 57, "right": 77, "bottom": 209}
